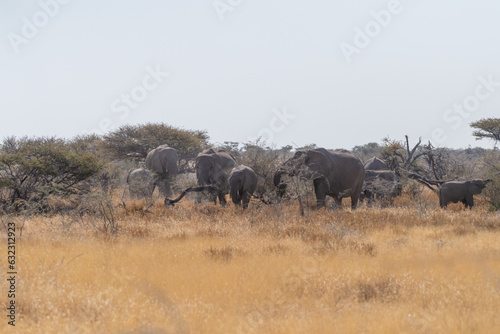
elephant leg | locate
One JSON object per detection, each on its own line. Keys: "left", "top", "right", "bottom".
{"left": 242, "top": 191, "right": 252, "bottom": 209}
{"left": 230, "top": 185, "right": 242, "bottom": 206}
{"left": 351, "top": 193, "right": 360, "bottom": 210}
{"left": 439, "top": 193, "right": 446, "bottom": 208}
{"left": 218, "top": 191, "right": 227, "bottom": 206}
{"left": 159, "top": 176, "right": 173, "bottom": 197}
{"left": 314, "top": 178, "right": 328, "bottom": 208}
{"left": 465, "top": 195, "right": 474, "bottom": 209}
{"left": 196, "top": 186, "right": 216, "bottom": 204}
{"left": 232, "top": 193, "right": 242, "bottom": 206}
{"left": 207, "top": 183, "right": 218, "bottom": 204}
{"left": 164, "top": 182, "right": 173, "bottom": 197}
{"left": 148, "top": 182, "right": 156, "bottom": 199}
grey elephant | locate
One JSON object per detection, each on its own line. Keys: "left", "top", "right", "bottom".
{"left": 228, "top": 165, "right": 258, "bottom": 209}
{"left": 195, "top": 149, "right": 237, "bottom": 205}
{"left": 439, "top": 179, "right": 492, "bottom": 209}
{"left": 273, "top": 148, "right": 365, "bottom": 209}
{"left": 361, "top": 170, "right": 401, "bottom": 203}
{"left": 145, "top": 144, "right": 178, "bottom": 196}
{"left": 364, "top": 156, "right": 389, "bottom": 171}
{"left": 126, "top": 168, "right": 156, "bottom": 198}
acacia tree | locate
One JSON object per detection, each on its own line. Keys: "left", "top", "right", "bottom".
{"left": 470, "top": 118, "right": 500, "bottom": 148}
{"left": 0, "top": 136, "right": 102, "bottom": 211}
{"left": 100, "top": 123, "right": 209, "bottom": 171}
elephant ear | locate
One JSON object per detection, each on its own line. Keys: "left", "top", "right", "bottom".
{"left": 211, "top": 153, "right": 224, "bottom": 168}
{"left": 145, "top": 148, "right": 161, "bottom": 173}
{"left": 467, "top": 180, "right": 484, "bottom": 195}
{"left": 196, "top": 154, "right": 214, "bottom": 167}
{"left": 146, "top": 146, "right": 178, "bottom": 174}
{"left": 305, "top": 150, "right": 331, "bottom": 179}
{"left": 161, "top": 148, "right": 178, "bottom": 174}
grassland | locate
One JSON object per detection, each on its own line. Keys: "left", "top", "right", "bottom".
{"left": 1, "top": 194, "right": 500, "bottom": 333}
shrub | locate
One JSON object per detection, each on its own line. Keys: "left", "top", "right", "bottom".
{"left": 0, "top": 136, "right": 102, "bottom": 212}
{"left": 468, "top": 149, "right": 500, "bottom": 211}
{"left": 236, "top": 141, "right": 293, "bottom": 202}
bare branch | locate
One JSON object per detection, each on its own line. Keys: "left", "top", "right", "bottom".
{"left": 164, "top": 185, "right": 219, "bottom": 206}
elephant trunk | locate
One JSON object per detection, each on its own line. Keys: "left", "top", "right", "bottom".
{"left": 273, "top": 170, "right": 283, "bottom": 187}
{"left": 230, "top": 181, "right": 241, "bottom": 205}
{"left": 197, "top": 169, "right": 212, "bottom": 186}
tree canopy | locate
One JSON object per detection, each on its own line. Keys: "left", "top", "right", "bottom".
{"left": 100, "top": 123, "right": 209, "bottom": 163}
{"left": 470, "top": 118, "right": 500, "bottom": 148}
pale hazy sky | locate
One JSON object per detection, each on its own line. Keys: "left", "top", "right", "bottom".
{"left": 1, "top": 0, "right": 499, "bottom": 150}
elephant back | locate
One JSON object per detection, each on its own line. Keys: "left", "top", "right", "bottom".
{"left": 326, "top": 150, "right": 365, "bottom": 191}
{"left": 364, "top": 157, "right": 389, "bottom": 171}
{"left": 127, "top": 168, "right": 152, "bottom": 183}
{"left": 229, "top": 165, "right": 257, "bottom": 182}
{"left": 216, "top": 151, "right": 237, "bottom": 170}
{"left": 198, "top": 149, "right": 236, "bottom": 170}
{"left": 365, "top": 170, "right": 398, "bottom": 182}
{"left": 145, "top": 145, "right": 179, "bottom": 175}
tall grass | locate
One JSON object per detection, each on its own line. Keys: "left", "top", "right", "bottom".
{"left": 1, "top": 194, "right": 500, "bottom": 333}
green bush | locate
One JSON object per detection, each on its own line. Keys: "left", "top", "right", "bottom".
{"left": 0, "top": 136, "right": 102, "bottom": 212}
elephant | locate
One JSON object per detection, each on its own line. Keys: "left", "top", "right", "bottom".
{"left": 273, "top": 148, "right": 365, "bottom": 209}
{"left": 195, "top": 149, "right": 237, "bottom": 205}
{"left": 439, "top": 179, "right": 492, "bottom": 209}
{"left": 228, "top": 165, "right": 258, "bottom": 209}
{"left": 126, "top": 168, "right": 156, "bottom": 198}
{"left": 364, "top": 156, "right": 389, "bottom": 171}
{"left": 145, "top": 144, "right": 178, "bottom": 196}
{"left": 361, "top": 170, "right": 401, "bottom": 203}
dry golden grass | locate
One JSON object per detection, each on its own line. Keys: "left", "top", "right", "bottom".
{"left": 1, "top": 194, "right": 500, "bottom": 333}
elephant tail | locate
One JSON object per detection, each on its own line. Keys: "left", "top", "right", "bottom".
{"left": 126, "top": 169, "right": 134, "bottom": 184}
{"left": 230, "top": 179, "right": 241, "bottom": 204}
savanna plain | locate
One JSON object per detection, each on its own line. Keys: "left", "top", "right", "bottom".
{"left": 2, "top": 193, "right": 500, "bottom": 334}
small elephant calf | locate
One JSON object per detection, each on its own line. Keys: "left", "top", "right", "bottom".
{"left": 439, "top": 179, "right": 492, "bottom": 209}
{"left": 228, "top": 165, "right": 258, "bottom": 209}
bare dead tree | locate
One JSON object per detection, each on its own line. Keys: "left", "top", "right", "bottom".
{"left": 383, "top": 136, "right": 453, "bottom": 180}
{"left": 382, "top": 136, "right": 423, "bottom": 170}
{"left": 400, "top": 136, "right": 428, "bottom": 169}
{"left": 396, "top": 168, "right": 445, "bottom": 192}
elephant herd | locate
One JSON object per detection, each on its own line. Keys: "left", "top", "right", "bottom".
{"left": 127, "top": 146, "right": 259, "bottom": 209}
{"left": 127, "top": 145, "right": 493, "bottom": 210}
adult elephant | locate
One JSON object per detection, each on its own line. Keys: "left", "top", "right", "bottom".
{"left": 361, "top": 170, "right": 401, "bottom": 203}
{"left": 145, "top": 144, "right": 178, "bottom": 196}
{"left": 439, "top": 179, "right": 492, "bottom": 209}
{"left": 273, "top": 148, "right": 365, "bottom": 209}
{"left": 126, "top": 168, "right": 156, "bottom": 198}
{"left": 195, "top": 149, "right": 236, "bottom": 205}
{"left": 364, "top": 157, "right": 389, "bottom": 171}
{"left": 228, "top": 165, "right": 258, "bottom": 209}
